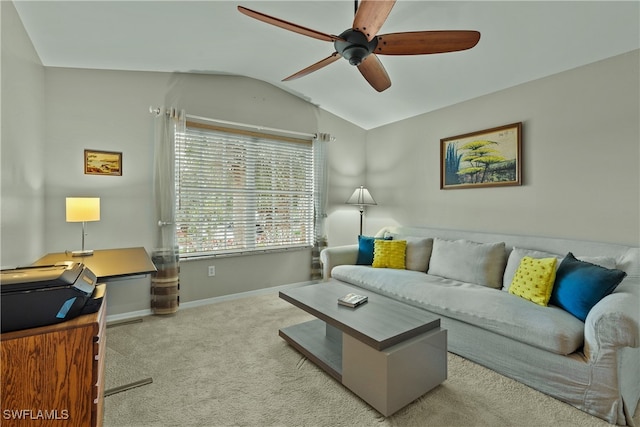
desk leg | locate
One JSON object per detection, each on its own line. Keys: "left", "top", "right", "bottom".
{"left": 104, "top": 318, "right": 152, "bottom": 396}
{"left": 104, "top": 378, "right": 153, "bottom": 396}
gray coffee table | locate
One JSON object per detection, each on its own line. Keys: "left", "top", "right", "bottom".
{"left": 279, "top": 280, "right": 447, "bottom": 416}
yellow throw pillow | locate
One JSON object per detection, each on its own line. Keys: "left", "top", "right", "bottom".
{"left": 372, "top": 240, "right": 407, "bottom": 269}
{"left": 509, "top": 256, "right": 558, "bottom": 306}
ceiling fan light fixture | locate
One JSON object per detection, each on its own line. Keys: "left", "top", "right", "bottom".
{"left": 342, "top": 46, "right": 369, "bottom": 65}
{"left": 334, "top": 29, "right": 378, "bottom": 66}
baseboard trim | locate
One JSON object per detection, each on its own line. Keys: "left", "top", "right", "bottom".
{"left": 105, "top": 280, "right": 317, "bottom": 324}
{"left": 180, "top": 280, "right": 316, "bottom": 310}
{"left": 107, "top": 309, "right": 152, "bottom": 324}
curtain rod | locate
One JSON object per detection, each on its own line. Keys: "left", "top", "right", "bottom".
{"left": 149, "top": 107, "right": 316, "bottom": 139}
{"left": 186, "top": 114, "right": 317, "bottom": 140}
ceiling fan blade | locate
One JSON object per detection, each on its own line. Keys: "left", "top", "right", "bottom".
{"left": 375, "top": 31, "right": 481, "bottom": 55}
{"left": 283, "top": 52, "right": 342, "bottom": 81}
{"left": 357, "top": 54, "right": 391, "bottom": 92}
{"left": 353, "top": 0, "right": 396, "bottom": 41}
{"left": 238, "top": 6, "right": 342, "bottom": 42}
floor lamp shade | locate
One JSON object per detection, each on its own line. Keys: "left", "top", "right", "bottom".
{"left": 346, "top": 186, "right": 376, "bottom": 235}
{"left": 66, "top": 197, "right": 100, "bottom": 256}
{"left": 346, "top": 186, "right": 377, "bottom": 206}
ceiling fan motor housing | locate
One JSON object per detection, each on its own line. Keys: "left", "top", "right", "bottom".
{"left": 335, "top": 29, "right": 378, "bottom": 66}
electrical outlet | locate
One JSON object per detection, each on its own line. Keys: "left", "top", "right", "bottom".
{"left": 208, "top": 266, "right": 215, "bottom": 277}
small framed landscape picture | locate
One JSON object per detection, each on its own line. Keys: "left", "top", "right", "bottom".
{"left": 84, "top": 149, "right": 122, "bottom": 176}
{"left": 440, "top": 122, "right": 522, "bottom": 190}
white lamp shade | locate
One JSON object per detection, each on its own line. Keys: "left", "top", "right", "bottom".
{"left": 66, "top": 197, "right": 100, "bottom": 222}
{"left": 346, "top": 186, "right": 376, "bottom": 206}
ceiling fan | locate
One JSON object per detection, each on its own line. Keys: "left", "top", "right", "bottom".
{"left": 237, "top": 0, "right": 480, "bottom": 92}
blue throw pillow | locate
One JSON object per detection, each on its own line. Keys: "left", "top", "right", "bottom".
{"left": 549, "top": 252, "right": 626, "bottom": 322}
{"left": 356, "top": 235, "right": 391, "bottom": 265}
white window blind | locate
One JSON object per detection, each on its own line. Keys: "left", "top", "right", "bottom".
{"left": 175, "top": 121, "right": 314, "bottom": 258}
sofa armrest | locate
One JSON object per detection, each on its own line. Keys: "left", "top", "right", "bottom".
{"left": 584, "top": 278, "right": 640, "bottom": 362}
{"left": 320, "top": 245, "right": 358, "bottom": 280}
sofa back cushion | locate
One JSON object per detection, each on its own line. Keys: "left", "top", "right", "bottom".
{"left": 428, "top": 238, "right": 506, "bottom": 288}
{"left": 502, "top": 247, "right": 619, "bottom": 292}
{"left": 404, "top": 237, "right": 433, "bottom": 272}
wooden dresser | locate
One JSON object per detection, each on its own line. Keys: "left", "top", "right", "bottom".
{"left": 0, "top": 296, "right": 106, "bottom": 427}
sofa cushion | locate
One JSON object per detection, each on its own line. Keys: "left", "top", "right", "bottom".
{"left": 428, "top": 238, "right": 506, "bottom": 289}
{"left": 575, "top": 256, "right": 617, "bottom": 270}
{"left": 404, "top": 237, "right": 433, "bottom": 272}
{"left": 372, "top": 240, "right": 406, "bottom": 269}
{"left": 503, "top": 248, "right": 562, "bottom": 292}
{"left": 617, "top": 248, "right": 640, "bottom": 279}
{"left": 356, "top": 235, "right": 391, "bottom": 265}
{"left": 502, "top": 248, "right": 618, "bottom": 292}
{"left": 508, "top": 256, "right": 557, "bottom": 306}
{"left": 550, "top": 252, "right": 627, "bottom": 322}
{"left": 331, "top": 265, "right": 584, "bottom": 355}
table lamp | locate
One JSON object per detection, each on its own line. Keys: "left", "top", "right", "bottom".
{"left": 346, "top": 186, "right": 376, "bottom": 236}
{"left": 66, "top": 197, "right": 100, "bottom": 256}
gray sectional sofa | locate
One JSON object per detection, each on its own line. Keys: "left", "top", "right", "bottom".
{"left": 320, "top": 225, "right": 640, "bottom": 425}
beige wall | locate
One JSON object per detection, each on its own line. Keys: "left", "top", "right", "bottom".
{"left": 38, "top": 68, "right": 363, "bottom": 316}
{"left": 355, "top": 50, "right": 639, "bottom": 246}
{"left": 1, "top": 0, "right": 46, "bottom": 268}
{"left": 319, "top": 109, "right": 369, "bottom": 246}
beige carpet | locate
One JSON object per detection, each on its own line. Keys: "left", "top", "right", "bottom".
{"left": 104, "top": 290, "right": 638, "bottom": 427}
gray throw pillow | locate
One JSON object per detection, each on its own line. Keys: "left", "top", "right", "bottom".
{"left": 404, "top": 237, "right": 433, "bottom": 272}
{"left": 428, "top": 238, "right": 506, "bottom": 288}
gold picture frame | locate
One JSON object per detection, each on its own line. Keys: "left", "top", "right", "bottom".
{"left": 84, "top": 149, "right": 122, "bottom": 176}
{"left": 440, "top": 122, "right": 522, "bottom": 189}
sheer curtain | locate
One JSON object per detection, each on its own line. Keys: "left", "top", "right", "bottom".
{"left": 311, "top": 133, "right": 331, "bottom": 280}
{"left": 151, "top": 107, "right": 185, "bottom": 314}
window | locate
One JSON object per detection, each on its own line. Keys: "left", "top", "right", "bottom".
{"left": 175, "top": 121, "right": 314, "bottom": 258}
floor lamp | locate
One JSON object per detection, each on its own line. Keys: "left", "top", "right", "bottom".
{"left": 66, "top": 197, "right": 101, "bottom": 256}
{"left": 346, "top": 186, "right": 377, "bottom": 236}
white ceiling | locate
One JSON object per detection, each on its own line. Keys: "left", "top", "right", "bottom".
{"left": 13, "top": 0, "right": 640, "bottom": 130}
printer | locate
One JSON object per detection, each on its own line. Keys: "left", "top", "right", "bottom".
{"left": 1, "top": 261, "right": 105, "bottom": 333}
